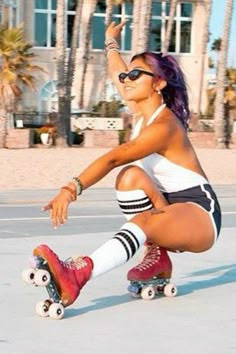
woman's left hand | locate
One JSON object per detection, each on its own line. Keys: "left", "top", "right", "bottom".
{"left": 105, "top": 20, "right": 128, "bottom": 41}
{"left": 42, "top": 189, "right": 74, "bottom": 229}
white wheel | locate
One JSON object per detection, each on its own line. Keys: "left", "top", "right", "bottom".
{"left": 34, "top": 269, "right": 51, "bottom": 286}
{"left": 35, "top": 300, "right": 50, "bottom": 317}
{"left": 48, "top": 303, "right": 64, "bottom": 320}
{"left": 22, "top": 268, "right": 36, "bottom": 284}
{"left": 164, "top": 283, "right": 177, "bottom": 297}
{"left": 141, "top": 285, "right": 155, "bottom": 300}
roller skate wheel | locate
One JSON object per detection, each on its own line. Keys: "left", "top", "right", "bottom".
{"left": 22, "top": 268, "right": 36, "bottom": 284}
{"left": 34, "top": 269, "right": 51, "bottom": 286}
{"left": 164, "top": 283, "right": 177, "bottom": 297}
{"left": 48, "top": 303, "right": 64, "bottom": 320}
{"left": 141, "top": 285, "right": 155, "bottom": 300}
{"left": 35, "top": 300, "right": 50, "bottom": 317}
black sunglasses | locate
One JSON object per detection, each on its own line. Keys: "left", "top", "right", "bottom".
{"left": 118, "top": 69, "right": 154, "bottom": 83}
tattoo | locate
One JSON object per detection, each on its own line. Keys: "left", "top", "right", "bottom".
{"left": 120, "top": 141, "right": 136, "bottom": 151}
{"left": 151, "top": 209, "right": 165, "bottom": 215}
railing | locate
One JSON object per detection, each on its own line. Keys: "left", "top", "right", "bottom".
{"left": 13, "top": 113, "right": 124, "bottom": 131}
{"left": 71, "top": 117, "right": 123, "bottom": 131}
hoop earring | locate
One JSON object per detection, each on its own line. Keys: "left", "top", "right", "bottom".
{"left": 156, "top": 90, "right": 164, "bottom": 104}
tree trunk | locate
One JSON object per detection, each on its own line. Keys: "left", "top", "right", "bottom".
{"left": 196, "top": 0, "right": 212, "bottom": 120}
{"left": 131, "top": 0, "right": 142, "bottom": 53}
{"left": 131, "top": 0, "right": 152, "bottom": 53}
{"left": 214, "top": 0, "right": 234, "bottom": 148}
{"left": 55, "top": 0, "right": 68, "bottom": 147}
{"left": 65, "top": 0, "right": 83, "bottom": 145}
{"left": 0, "top": 108, "right": 8, "bottom": 148}
{"left": 100, "top": 0, "right": 113, "bottom": 102}
{"left": 163, "top": 0, "right": 178, "bottom": 54}
{"left": 137, "top": 0, "right": 152, "bottom": 52}
{"left": 78, "top": 0, "right": 97, "bottom": 109}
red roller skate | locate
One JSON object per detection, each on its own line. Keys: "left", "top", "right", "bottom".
{"left": 127, "top": 245, "right": 177, "bottom": 300}
{"left": 22, "top": 244, "right": 93, "bottom": 319}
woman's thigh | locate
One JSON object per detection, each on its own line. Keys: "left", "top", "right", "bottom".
{"left": 131, "top": 202, "right": 215, "bottom": 253}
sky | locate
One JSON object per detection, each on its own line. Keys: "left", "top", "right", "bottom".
{"left": 209, "top": 0, "right": 236, "bottom": 67}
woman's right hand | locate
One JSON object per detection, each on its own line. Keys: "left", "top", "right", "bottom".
{"left": 42, "top": 189, "right": 74, "bottom": 229}
{"left": 105, "top": 20, "right": 128, "bottom": 41}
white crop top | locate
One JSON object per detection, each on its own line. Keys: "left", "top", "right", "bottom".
{"left": 131, "top": 104, "right": 208, "bottom": 193}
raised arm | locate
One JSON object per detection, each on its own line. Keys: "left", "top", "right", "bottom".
{"left": 105, "top": 21, "right": 139, "bottom": 115}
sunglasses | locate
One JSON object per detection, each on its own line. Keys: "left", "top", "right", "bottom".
{"left": 118, "top": 69, "right": 154, "bottom": 83}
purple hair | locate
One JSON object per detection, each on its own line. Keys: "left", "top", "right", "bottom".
{"left": 131, "top": 52, "right": 190, "bottom": 129}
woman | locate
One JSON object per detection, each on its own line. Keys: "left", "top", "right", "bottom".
{"left": 33, "top": 21, "right": 221, "bottom": 307}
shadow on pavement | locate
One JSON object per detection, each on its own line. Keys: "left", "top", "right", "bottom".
{"left": 178, "top": 263, "right": 236, "bottom": 295}
{"left": 65, "top": 293, "right": 133, "bottom": 319}
{"left": 64, "top": 263, "right": 236, "bottom": 318}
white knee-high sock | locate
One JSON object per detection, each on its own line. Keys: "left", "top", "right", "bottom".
{"left": 90, "top": 222, "right": 146, "bottom": 279}
{"left": 116, "top": 189, "right": 153, "bottom": 220}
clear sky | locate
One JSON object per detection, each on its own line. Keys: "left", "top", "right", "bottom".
{"left": 209, "top": 0, "right": 236, "bottom": 67}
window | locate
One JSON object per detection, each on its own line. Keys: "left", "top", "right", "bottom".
{"left": 38, "top": 80, "right": 58, "bottom": 112}
{"left": 92, "top": 0, "right": 132, "bottom": 50}
{"left": 150, "top": 1, "right": 193, "bottom": 54}
{"left": 92, "top": 1, "right": 192, "bottom": 54}
{"left": 0, "top": 0, "right": 18, "bottom": 27}
{"left": 34, "top": 0, "right": 77, "bottom": 48}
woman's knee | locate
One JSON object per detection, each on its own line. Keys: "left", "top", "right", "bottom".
{"left": 116, "top": 165, "right": 148, "bottom": 190}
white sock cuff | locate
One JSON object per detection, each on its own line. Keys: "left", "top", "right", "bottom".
{"left": 116, "top": 189, "right": 147, "bottom": 200}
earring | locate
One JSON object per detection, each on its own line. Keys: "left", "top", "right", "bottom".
{"left": 156, "top": 89, "right": 164, "bottom": 104}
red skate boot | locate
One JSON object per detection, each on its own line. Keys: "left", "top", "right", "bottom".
{"left": 33, "top": 244, "right": 93, "bottom": 306}
{"left": 127, "top": 245, "right": 177, "bottom": 299}
{"left": 25, "top": 244, "right": 93, "bottom": 319}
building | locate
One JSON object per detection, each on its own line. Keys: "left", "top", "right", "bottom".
{"left": 0, "top": 0, "right": 210, "bottom": 116}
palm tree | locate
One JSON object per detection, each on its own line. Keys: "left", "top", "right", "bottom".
{"left": 195, "top": 0, "right": 212, "bottom": 119}
{"left": 214, "top": 0, "right": 234, "bottom": 148}
{"left": 78, "top": 0, "right": 97, "bottom": 109}
{"left": 138, "top": 0, "right": 152, "bottom": 52}
{"left": 55, "top": 0, "right": 67, "bottom": 147}
{"left": 65, "top": 0, "right": 83, "bottom": 145}
{"left": 0, "top": 25, "right": 43, "bottom": 148}
{"left": 56, "top": 0, "right": 83, "bottom": 147}
{"left": 163, "top": 0, "right": 178, "bottom": 54}
{"left": 99, "top": 0, "right": 113, "bottom": 102}
{"left": 131, "top": 0, "right": 142, "bottom": 53}
{"left": 131, "top": 0, "right": 152, "bottom": 53}
{"left": 211, "top": 37, "right": 221, "bottom": 73}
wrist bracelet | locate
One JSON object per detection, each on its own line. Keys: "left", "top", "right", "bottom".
{"left": 72, "top": 177, "right": 83, "bottom": 196}
{"left": 105, "top": 37, "right": 118, "bottom": 46}
{"left": 60, "top": 186, "right": 77, "bottom": 201}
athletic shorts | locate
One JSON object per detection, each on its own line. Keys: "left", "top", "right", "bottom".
{"left": 163, "top": 184, "right": 222, "bottom": 242}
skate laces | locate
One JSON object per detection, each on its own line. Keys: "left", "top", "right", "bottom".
{"left": 135, "top": 246, "right": 161, "bottom": 271}
{"left": 64, "top": 256, "right": 88, "bottom": 270}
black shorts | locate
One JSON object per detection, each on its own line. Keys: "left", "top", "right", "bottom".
{"left": 163, "top": 184, "right": 222, "bottom": 241}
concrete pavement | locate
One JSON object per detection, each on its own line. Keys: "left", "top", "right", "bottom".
{"left": 0, "top": 147, "right": 236, "bottom": 354}
{"left": 0, "top": 185, "right": 236, "bottom": 354}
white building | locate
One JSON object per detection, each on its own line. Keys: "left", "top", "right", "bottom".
{"left": 0, "top": 0, "right": 210, "bottom": 115}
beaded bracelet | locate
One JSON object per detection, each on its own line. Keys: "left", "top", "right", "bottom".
{"left": 105, "top": 37, "right": 120, "bottom": 57}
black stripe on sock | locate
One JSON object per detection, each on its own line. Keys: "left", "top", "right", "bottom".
{"left": 121, "top": 205, "right": 153, "bottom": 214}
{"left": 117, "top": 196, "right": 150, "bottom": 204}
{"left": 113, "top": 236, "right": 130, "bottom": 261}
{"left": 117, "top": 231, "right": 137, "bottom": 257}
{"left": 118, "top": 200, "right": 152, "bottom": 211}
{"left": 122, "top": 228, "right": 140, "bottom": 250}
